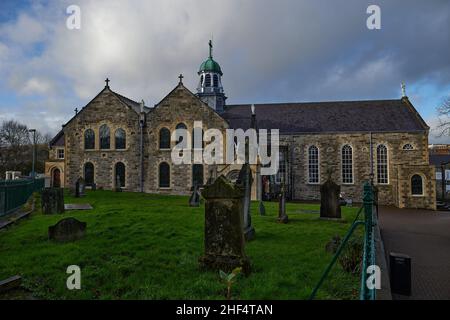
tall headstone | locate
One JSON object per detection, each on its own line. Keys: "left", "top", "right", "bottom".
{"left": 236, "top": 163, "right": 255, "bottom": 241}
{"left": 41, "top": 188, "right": 65, "bottom": 214}
{"left": 199, "top": 175, "right": 251, "bottom": 275}
{"left": 278, "top": 182, "right": 288, "bottom": 223}
{"left": 48, "top": 217, "right": 86, "bottom": 242}
{"left": 115, "top": 175, "right": 122, "bottom": 192}
{"left": 75, "top": 177, "right": 85, "bottom": 198}
{"left": 189, "top": 182, "right": 200, "bottom": 207}
{"left": 320, "top": 176, "right": 342, "bottom": 219}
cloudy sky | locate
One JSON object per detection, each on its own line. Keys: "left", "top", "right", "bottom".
{"left": 0, "top": 0, "right": 449, "bottom": 142}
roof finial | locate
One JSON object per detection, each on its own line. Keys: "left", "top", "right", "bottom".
{"left": 105, "top": 78, "right": 110, "bottom": 88}
{"left": 401, "top": 81, "right": 406, "bottom": 97}
{"left": 178, "top": 74, "right": 184, "bottom": 84}
{"left": 209, "top": 40, "right": 213, "bottom": 58}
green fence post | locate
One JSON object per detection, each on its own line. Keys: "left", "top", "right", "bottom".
{"left": 361, "top": 181, "right": 375, "bottom": 300}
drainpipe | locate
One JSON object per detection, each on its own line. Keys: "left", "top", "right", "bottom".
{"left": 139, "top": 100, "right": 145, "bottom": 193}
{"left": 369, "top": 132, "right": 374, "bottom": 184}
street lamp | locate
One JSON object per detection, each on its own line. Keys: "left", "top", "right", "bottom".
{"left": 28, "top": 129, "right": 36, "bottom": 179}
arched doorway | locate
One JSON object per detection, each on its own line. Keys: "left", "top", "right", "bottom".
{"left": 84, "top": 162, "right": 94, "bottom": 186}
{"left": 52, "top": 168, "right": 61, "bottom": 188}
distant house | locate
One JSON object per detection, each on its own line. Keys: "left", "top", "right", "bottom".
{"left": 429, "top": 144, "right": 450, "bottom": 200}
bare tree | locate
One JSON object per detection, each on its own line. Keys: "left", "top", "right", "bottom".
{"left": 437, "top": 97, "right": 450, "bottom": 137}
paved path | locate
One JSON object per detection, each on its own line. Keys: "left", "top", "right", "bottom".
{"left": 378, "top": 206, "right": 450, "bottom": 300}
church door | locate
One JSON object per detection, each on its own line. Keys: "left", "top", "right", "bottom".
{"left": 52, "top": 168, "right": 61, "bottom": 188}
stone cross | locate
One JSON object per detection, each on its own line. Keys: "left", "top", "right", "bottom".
{"left": 105, "top": 78, "right": 110, "bottom": 87}
{"left": 199, "top": 175, "right": 251, "bottom": 275}
{"left": 236, "top": 163, "right": 255, "bottom": 241}
{"left": 278, "top": 182, "right": 288, "bottom": 223}
{"left": 178, "top": 74, "right": 184, "bottom": 84}
{"left": 189, "top": 182, "right": 200, "bottom": 207}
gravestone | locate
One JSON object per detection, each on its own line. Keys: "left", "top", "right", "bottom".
{"left": 91, "top": 183, "right": 97, "bottom": 191}
{"left": 278, "top": 183, "right": 288, "bottom": 223}
{"left": 189, "top": 183, "right": 200, "bottom": 207}
{"left": 48, "top": 217, "right": 86, "bottom": 242}
{"left": 41, "top": 188, "right": 64, "bottom": 214}
{"left": 236, "top": 163, "right": 255, "bottom": 241}
{"left": 199, "top": 175, "right": 251, "bottom": 275}
{"left": 75, "top": 177, "right": 85, "bottom": 198}
{"left": 320, "top": 177, "right": 342, "bottom": 219}
{"left": 114, "top": 175, "right": 122, "bottom": 192}
{"left": 259, "top": 201, "right": 266, "bottom": 216}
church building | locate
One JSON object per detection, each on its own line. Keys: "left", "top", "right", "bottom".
{"left": 45, "top": 42, "right": 436, "bottom": 210}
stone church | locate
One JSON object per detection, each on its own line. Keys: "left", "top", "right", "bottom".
{"left": 45, "top": 42, "right": 436, "bottom": 210}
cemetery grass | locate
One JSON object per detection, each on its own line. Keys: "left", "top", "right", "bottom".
{"left": 0, "top": 190, "right": 362, "bottom": 300}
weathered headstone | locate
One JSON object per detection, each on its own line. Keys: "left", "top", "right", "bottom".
{"left": 114, "top": 175, "right": 122, "bottom": 192}
{"left": 278, "top": 183, "right": 288, "bottom": 223}
{"left": 320, "top": 177, "right": 342, "bottom": 219}
{"left": 236, "top": 163, "right": 255, "bottom": 241}
{"left": 189, "top": 183, "right": 200, "bottom": 207}
{"left": 259, "top": 201, "right": 266, "bottom": 216}
{"left": 91, "top": 183, "right": 97, "bottom": 191}
{"left": 48, "top": 217, "right": 86, "bottom": 242}
{"left": 75, "top": 177, "right": 85, "bottom": 198}
{"left": 199, "top": 175, "right": 251, "bottom": 275}
{"left": 41, "top": 188, "right": 64, "bottom": 214}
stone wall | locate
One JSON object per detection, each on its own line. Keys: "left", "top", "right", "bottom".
{"left": 144, "top": 84, "right": 229, "bottom": 194}
{"left": 283, "top": 131, "right": 435, "bottom": 208}
{"left": 63, "top": 88, "right": 142, "bottom": 191}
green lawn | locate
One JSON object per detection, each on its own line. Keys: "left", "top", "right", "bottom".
{"left": 0, "top": 190, "right": 362, "bottom": 300}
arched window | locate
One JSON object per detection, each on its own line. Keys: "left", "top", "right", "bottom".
{"left": 84, "top": 162, "right": 94, "bottom": 186}
{"left": 99, "top": 124, "right": 110, "bottom": 149}
{"left": 342, "top": 145, "right": 353, "bottom": 184}
{"left": 175, "top": 123, "right": 187, "bottom": 145}
{"left": 115, "top": 162, "right": 125, "bottom": 187}
{"left": 115, "top": 128, "right": 126, "bottom": 150}
{"left": 84, "top": 129, "right": 95, "bottom": 150}
{"left": 205, "top": 74, "right": 211, "bottom": 87}
{"left": 411, "top": 174, "right": 423, "bottom": 195}
{"left": 159, "top": 127, "right": 170, "bottom": 149}
{"left": 403, "top": 144, "right": 414, "bottom": 150}
{"left": 377, "top": 145, "right": 388, "bottom": 184}
{"left": 308, "top": 145, "right": 319, "bottom": 184}
{"left": 159, "top": 162, "right": 170, "bottom": 188}
{"left": 200, "top": 75, "right": 204, "bottom": 86}
{"left": 192, "top": 164, "right": 204, "bottom": 186}
{"left": 213, "top": 74, "right": 219, "bottom": 87}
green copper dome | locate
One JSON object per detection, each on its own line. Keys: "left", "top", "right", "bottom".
{"left": 198, "top": 40, "right": 223, "bottom": 75}
{"left": 199, "top": 57, "right": 222, "bottom": 75}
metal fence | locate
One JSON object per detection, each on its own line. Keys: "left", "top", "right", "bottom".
{"left": 0, "top": 178, "right": 45, "bottom": 216}
{"left": 309, "top": 181, "right": 377, "bottom": 300}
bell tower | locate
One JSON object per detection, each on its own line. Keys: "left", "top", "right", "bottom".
{"left": 196, "top": 40, "right": 226, "bottom": 113}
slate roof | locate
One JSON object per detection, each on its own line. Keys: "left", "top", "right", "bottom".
{"left": 113, "top": 91, "right": 151, "bottom": 114}
{"left": 429, "top": 154, "right": 450, "bottom": 166}
{"left": 221, "top": 98, "right": 429, "bottom": 134}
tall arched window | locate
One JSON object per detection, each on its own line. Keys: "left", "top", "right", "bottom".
{"left": 213, "top": 74, "right": 219, "bottom": 87}
{"left": 308, "top": 145, "right": 319, "bottom": 184}
{"left": 99, "top": 124, "right": 110, "bottom": 149}
{"left": 200, "top": 75, "right": 204, "bottom": 86}
{"left": 377, "top": 144, "right": 388, "bottom": 184}
{"left": 84, "top": 162, "right": 94, "bottom": 186}
{"left": 159, "top": 162, "right": 170, "bottom": 188}
{"left": 115, "top": 162, "right": 125, "bottom": 187}
{"left": 84, "top": 129, "right": 95, "bottom": 150}
{"left": 175, "top": 123, "right": 187, "bottom": 145}
{"left": 115, "top": 128, "right": 126, "bottom": 150}
{"left": 159, "top": 127, "right": 170, "bottom": 149}
{"left": 205, "top": 74, "right": 211, "bottom": 87}
{"left": 342, "top": 145, "right": 353, "bottom": 184}
{"left": 411, "top": 174, "right": 423, "bottom": 195}
{"left": 192, "top": 164, "right": 204, "bottom": 186}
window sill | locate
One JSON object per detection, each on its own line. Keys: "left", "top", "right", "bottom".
{"left": 159, "top": 148, "right": 171, "bottom": 151}
{"left": 411, "top": 194, "right": 424, "bottom": 197}
{"left": 307, "top": 182, "right": 320, "bottom": 185}
{"left": 159, "top": 187, "right": 172, "bottom": 190}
